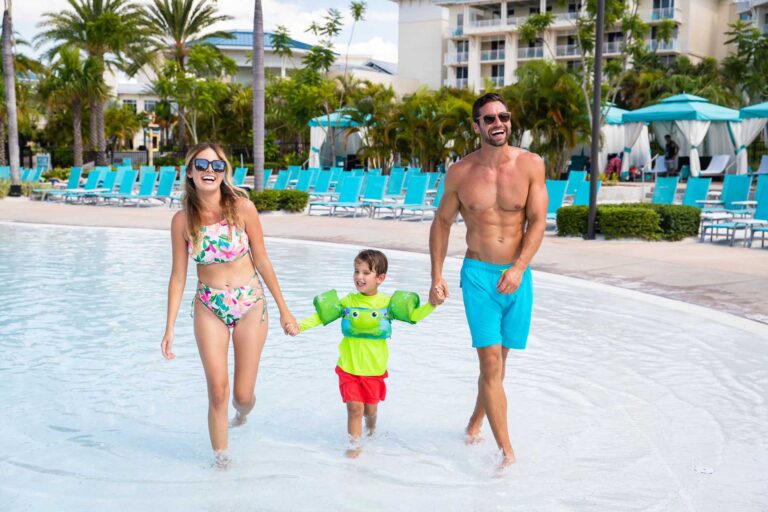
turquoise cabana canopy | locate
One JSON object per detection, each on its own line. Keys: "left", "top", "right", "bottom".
{"left": 741, "top": 102, "right": 768, "bottom": 119}
{"left": 621, "top": 94, "right": 742, "bottom": 176}
{"left": 308, "top": 112, "right": 360, "bottom": 128}
{"left": 603, "top": 104, "right": 628, "bottom": 125}
{"left": 621, "top": 94, "right": 740, "bottom": 123}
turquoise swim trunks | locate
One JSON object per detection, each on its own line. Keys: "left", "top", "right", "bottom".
{"left": 460, "top": 258, "right": 533, "bottom": 349}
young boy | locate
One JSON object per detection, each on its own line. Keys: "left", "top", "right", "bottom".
{"left": 295, "top": 249, "right": 436, "bottom": 458}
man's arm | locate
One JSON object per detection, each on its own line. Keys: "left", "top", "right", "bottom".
{"left": 497, "top": 153, "right": 546, "bottom": 293}
{"left": 429, "top": 165, "right": 462, "bottom": 305}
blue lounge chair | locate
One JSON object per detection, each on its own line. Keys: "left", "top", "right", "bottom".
{"left": 272, "top": 170, "right": 290, "bottom": 190}
{"left": 80, "top": 170, "right": 119, "bottom": 203}
{"left": 62, "top": 169, "right": 106, "bottom": 202}
{"left": 566, "top": 170, "right": 587, "bottom": 195}
{"left": 681, "top": 177, "right": 711, "bottom": 207}
{"left": 372, "top": 174, "right": 430, "bottom": 220}
{"left": 100, "top": 170, "right": 139, "bottom": 204}
{"left": 140, "top": 165, "right": 155, "bottom": 174}
{"left": 703, "top": 175, "right": 752, "bottom": 213}
{"left": 309, "top": 170, "right": 332, "bottom": 199}
{"left": 699, "top": 154, "right": 730, "bottom": 178}
{"left": 329, "top": 167, "right": 345, "bottom": 187}
{"left": 384, "top": 169, "right": 407, "bottom": 200}
{"left": 747, "top": 186, "right": 768, "bottom": 247}
{"left": 651, "top": 176, "right": 679, "bottom": 204}
{"left": 35, "top": 167, "right": 83, "bottom": 200}
{"left": 121, "top": 171, "right": 158, "bottom": 207}
{"left": 232, "top": 167, "right": 248, "bottom": 187}
{"left": 330, "top": 175, "right": 386, "bottom": 218}
{"left": 295, "top": 170, "right": 313, "bottom": 192}
{"left": 308, "top": 175, "right": 364, "bottom": 216}
{"left": 426, "top": 171, "right": 441, "bottom": 190}
{"left": 0, "top": 166, "right": 9, "bottom": 179}
{"left": 546, "top": 180, "right": 568, "bottom": 221}
{"left": 572, "top": 181, "right": 601, "bottom": 206}
{"left": 152, "top": 170, "right": 179, "bottom": 206}
{"left": 368, "top": 168, "right": 382, "bottom": 176}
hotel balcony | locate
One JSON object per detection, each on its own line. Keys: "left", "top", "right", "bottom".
{"left": 646, "top": 39, "right": 680, "bottom": 52}
{"left": 646, "top": 7, "right": 683, "bottom": 22}
{"left": 468, "top": 17, "right": 503, "bottom": 29}
{"left": 603, "top": 41, "right": 623, "bottom": 55}
{"left": 480, "top": 49, "right": 506, "bottom": 61}
{"left": 444, "top": 77, "right": 469, "bottom": 88}
{"left": 518, "top": 46, "right": 544, "bottom": 59}
{"left": 556, "top": 44, "right": 581, "bottom": 57}
{"left": 484, "top": 76, "right": 505, "bottom": 87}
{"left": 444, "top": 52, "right": 469, "bottom": 65}
{"left": 751, "top": 0, "right": 768, "bottom": 7}
{"left": 449, "top": 26, "right": 465, "bottom": 37}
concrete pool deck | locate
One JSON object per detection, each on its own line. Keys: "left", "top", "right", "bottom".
{"left": 2, "top": 196, "right": 767, "bottom": 324}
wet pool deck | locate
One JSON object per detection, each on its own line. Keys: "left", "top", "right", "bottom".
{"left": 2, "top": 197, "right": 767, "bottom": 324}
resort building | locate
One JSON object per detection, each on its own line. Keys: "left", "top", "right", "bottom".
{"left": 736, "top": 0, "right": 768, "bottom": 33}
{"left": 394, "top": 0, "right": 742, "bottom": 92}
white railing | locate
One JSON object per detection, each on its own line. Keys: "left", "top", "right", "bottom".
{"left": 556, "top": 44, "right": 580, "bottom": 57}
{"left": 556, "top": 12, "right": 580, "bottom": 21}
{"left": 480, "top": 49, "right": 506, "bottom": 61}
{"left": 444, "top": 52, "right": 469, "bottom": 65}
{"left": 646, "top": 39, "right": 679, "bottom": 51}
{"left": 486, "top": 76, "right": 504, "bottom": 87}
{"left": 518, "top": 46, "right": 544, "bottom": 59}
{"left": 650, "top": 7, "right": 683, "bottom": 21}
{"left": 444, "top": 78, "right": 469, "bottom": 88}
{"left": 507, "top": 16, "right": 529, "bottom": 26}
{"left": 603, "top": 41, "right": 623, "bottom": 54}
{"left": 469, "top": 17, "right": 503, "bottom": 28}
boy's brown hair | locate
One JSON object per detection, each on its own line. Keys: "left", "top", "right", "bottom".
{"left": 355, "top": 249, "right": 388, "bottom": 275}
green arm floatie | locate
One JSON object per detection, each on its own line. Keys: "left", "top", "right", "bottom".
{"left": 313, "top": 289, "right": 343, "bottom": 326}
{"left": 389, "top": 290, "right": 434, "bottom": 324}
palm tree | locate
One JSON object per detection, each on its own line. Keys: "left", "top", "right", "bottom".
{"left": 2, "top": 0, "right": 20, "bottom": 194}
{"left": 252, "top": 0, "right": 265, "bottom": 191}
{"left": 38, "top": 47, "right": 105, "bottom": 167}
{"left": 145, "top": 0, "right": 233, "bottom": 151}
{"left": 37, "top": 0, "right": 146, "bottom": 165}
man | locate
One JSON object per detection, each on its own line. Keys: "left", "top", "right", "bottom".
{"left": 428, "top": 92, "right": 547, "bottom": 467}
{"left": 664, "top": 134, "right": 679, "bottom": 175}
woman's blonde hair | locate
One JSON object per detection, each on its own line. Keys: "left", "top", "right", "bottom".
{"left": 182, "top": 142, "right": 248, "bottom": 245}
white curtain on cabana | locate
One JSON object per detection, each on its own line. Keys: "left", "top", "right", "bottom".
{"left": 675, "top": 120, "right": 711, "bottom": 177}
{"left": 309, "top": 126, "right": 326, "bottom": 169}
{"left": 520, "top": 130, "right": 533, "bottom": 150}
{"left": 621, "top": 122, "right": 645, "bottom": 173}
{"left": 729, "top": 119, "right": 768, "bottom": 174}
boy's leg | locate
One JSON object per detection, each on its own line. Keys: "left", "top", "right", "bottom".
{"left": 363, "top": 403, "right": 378, "bottom": 436}
{"left": 346, "top": 401, "right": 364, "bottom": 458}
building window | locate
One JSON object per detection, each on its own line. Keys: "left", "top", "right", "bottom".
{"left": 457, "top": 40, "right": 469, "bottom": 53}
{"left": 653, "top": 0, "right": 673, "bottom": 9}
{"left": 456, "top": 67, "right": 468, "bottom": 79}
{"left": 123, "top": 99, "right": 137, "bottom": 113}
{"left": 144, "top": 100, "right": 157, "bottom": 112}
{"left": 491, "top": 64, "right": 504, "bottom": 78}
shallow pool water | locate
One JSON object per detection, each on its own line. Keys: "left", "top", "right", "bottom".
{"left": 0, "top": 222, "right": 766, "bottom": 511}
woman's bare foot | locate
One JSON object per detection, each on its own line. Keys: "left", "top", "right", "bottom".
{"left": 464, "top": 427, "right": 483, "bottom": 445}
{"left": 229, "top": 412, "right": 248, "bottom": 428}
{"left": 345, "top": 436, "right": 362, "bottom": 458}
{"left": 213, "top": 450, "right": 231, "bottom": 469}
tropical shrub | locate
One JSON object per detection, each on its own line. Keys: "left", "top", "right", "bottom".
{"left": 556, "top": 203, "right": 696, "bottom": 240}
{"left": 250, "top": 189, "right": 309, "bottom": 212}
{"left": 598, "top": 206, "right": 661, "bottom": 240}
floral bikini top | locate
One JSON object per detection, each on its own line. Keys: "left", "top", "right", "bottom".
{"left": 188, "top": 220, "right": 250, "bottom": 265}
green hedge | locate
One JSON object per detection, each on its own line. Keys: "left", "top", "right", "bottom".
{"left": 250, "top": 189, "right": 308, "bottom": 212}
{"left": 556, "top": 203, "right": 700, "bottom": 241}
{"left": 0, "top": 179, "right": 52, "bottom": 198}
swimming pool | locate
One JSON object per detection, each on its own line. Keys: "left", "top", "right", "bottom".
{"left": 1, "top": 222, "right": 766, "bottom": 511}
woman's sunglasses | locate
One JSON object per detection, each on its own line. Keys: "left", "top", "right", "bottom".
{"left": 193, "top": 158, "right": 227, "bottom": 173}
{"left": 477, "top": 112, "right": 511, "bottom": 124}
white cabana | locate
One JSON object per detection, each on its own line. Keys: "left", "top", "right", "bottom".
{"left": 622, "top": 94, "right": 742, "bottom": 177}
{"left": 308, "top": 112, "right": 363, "bottom": 169}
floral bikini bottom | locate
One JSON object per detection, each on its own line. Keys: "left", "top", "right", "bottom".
{"left": 193, "top": 273, "right": 267, "bottom": 327}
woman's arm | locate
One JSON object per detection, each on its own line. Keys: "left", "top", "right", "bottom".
{"left": 161, "top": 211, "right": 190, "bottom": 359}
{"left": 240, "top": 198, "right": 299, "bottom": 335}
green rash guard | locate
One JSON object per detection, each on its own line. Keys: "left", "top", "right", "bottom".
{"left": 299, "top": 292, "right": 434, "bottom": 377}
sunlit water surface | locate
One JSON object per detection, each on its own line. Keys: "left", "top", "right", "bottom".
{"left": 0, "top": 223, "right": 766, "bottom": 511}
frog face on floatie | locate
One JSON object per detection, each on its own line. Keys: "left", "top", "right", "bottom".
{"left": 341, "top": 307, "right": 392, "bottom": 339}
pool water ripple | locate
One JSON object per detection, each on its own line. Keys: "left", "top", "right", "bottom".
{"left": 0, "top": 223, "right": 767, "bottom": 511}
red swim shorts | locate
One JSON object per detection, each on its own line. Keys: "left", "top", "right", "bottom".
{"left": 335, "top": 366, "right": 388, "bottom": 404}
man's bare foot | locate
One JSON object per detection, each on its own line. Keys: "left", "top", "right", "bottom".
{"left": 464, "top": 427, "right": 483, "bottom": 445}
{"left": 229, "top": 412, "right": 247, "bottom": 428}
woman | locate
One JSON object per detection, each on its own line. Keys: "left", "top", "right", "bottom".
{"left": 161, "top": 142, "right": 299, "bottom": 467}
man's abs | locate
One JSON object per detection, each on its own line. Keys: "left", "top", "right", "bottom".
{"left": 463, "top": 209, "right": 526, "bottom": 264}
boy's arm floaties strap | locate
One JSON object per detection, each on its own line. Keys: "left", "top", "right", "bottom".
{"left": 389, "top": 290, "right": 433, "bottom": 324}
{"left": 313, "top": 289, "right": 343, "bottom": 326}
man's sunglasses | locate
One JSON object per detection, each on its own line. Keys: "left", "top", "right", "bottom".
{"left": 193, "top": 158, "right": 227, "bottom": 173}
{"left": 477, "top": 112, "right": 511, "bottom": 124}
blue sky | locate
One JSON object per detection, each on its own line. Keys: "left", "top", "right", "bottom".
{"left": 14, "top": 0, "right": 400, "bottom": 63}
